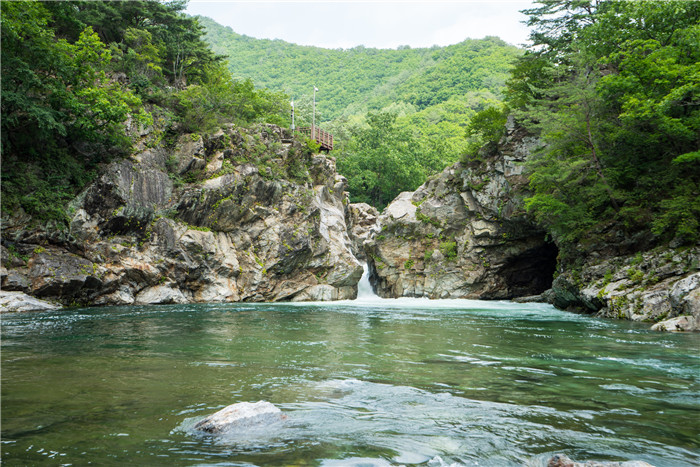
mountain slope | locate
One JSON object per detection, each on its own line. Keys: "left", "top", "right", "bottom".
{"left": 197, "top": 16, "right": 522, "bottom": 121}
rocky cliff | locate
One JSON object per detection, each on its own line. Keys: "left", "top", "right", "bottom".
{"left": 1, "top": 124, "right": 362, "bottom": 306}
{"left": 551, "top": 248, "right": 700, "bottom": 331}
{"left": 2, "top": 119, "right": 698, "bottom": 332}
{"left": 365, "top": 121, "right": 557, "bottom": 299}
{"left": 362, "top": 118, "right": 700, "bottom": 331}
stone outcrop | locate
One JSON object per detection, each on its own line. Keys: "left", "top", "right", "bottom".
{"left": 346, "top": 202, "right": 379, "bottom": 261}
{"left": 547, "top": 453, "right": 654, "bottom": 467}
{"left": 0, "top": 291, "right": 60, "bottom": 312}
{"left": 194, "top": 401, "right": 285, "bottom": 434}
{"left": 2, "top": 116, "right": 697, "bottom": 334}
{"left": 551, "top": 249, "right": 700, "bottom": 331}
{"left": 365, "top": 123, "right": 557, "bottom": 299}
{"left": 1, "top": 124, "right": 362, "bottom": 308}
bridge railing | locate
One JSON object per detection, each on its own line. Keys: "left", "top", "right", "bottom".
{"left": 298, "top": 126, "right": 333, "bottom": 151}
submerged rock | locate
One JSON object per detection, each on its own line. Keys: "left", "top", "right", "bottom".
{"left": 547, "top": 453, "right": 654, "bottom": 467}
{"left": 194, "top": 401, "right": 285, "bottom": 434}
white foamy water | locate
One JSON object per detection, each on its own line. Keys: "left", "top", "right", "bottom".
{"left": 356, "top": 263, "right": 381, "bottom": 300}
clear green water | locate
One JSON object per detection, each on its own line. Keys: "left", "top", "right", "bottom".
{"left": 2, "top": 299, "right": 699, "bottom": 466}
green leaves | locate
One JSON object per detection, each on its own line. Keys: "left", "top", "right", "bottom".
{"left": 199, "top": 16, "right": 520, "bottom": 121}
{"left": 337, "top": 111, "right": 433, "bottom": 209}
{"left": 175, "top": 65, "right": 290, "bottom": 133}
{"left": 513, "top": 0, "right": 700, "bottom": 248}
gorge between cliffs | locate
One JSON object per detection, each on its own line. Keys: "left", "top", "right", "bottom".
{"left": 2, "top": 121, "right": 698, "bottom": 334}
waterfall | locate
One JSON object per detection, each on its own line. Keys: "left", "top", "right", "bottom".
{"left": 357, "top": 263, "right": 379, "bottom": 299}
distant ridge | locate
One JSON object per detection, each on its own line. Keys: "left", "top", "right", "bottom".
{"left": 196, "top": 16, "right": 522, "bottom": 121}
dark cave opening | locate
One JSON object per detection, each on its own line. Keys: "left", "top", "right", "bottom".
{"left": 501, "top": 239, "right": 559, "bottom": 298}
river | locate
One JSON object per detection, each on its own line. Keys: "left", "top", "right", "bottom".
{"left": 2, "top": 287, "right": 699, "bottom": 465}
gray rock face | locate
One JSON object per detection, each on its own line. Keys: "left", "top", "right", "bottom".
{"left": 346, "top": 203, "right": 379, "bottom": 261}
{"left": 2, "top": 125, "right": 363, "bottom": 306}
{"left": 366, "top": 127, "right": 557, "bottom": 300}
{"left": 194, "top": 401, "right": 285, "bottom": 434}
{"left": 669, "top": 273, "right": 700, "bottom": 317}
{"left": 651, "top": 315, "right": 700, "bottom": 332}
{"left": 551, "top": 249, "right": 700, "bottom": 331}
{"left": 0, "top": 291, "right": 60, "bottom": 312}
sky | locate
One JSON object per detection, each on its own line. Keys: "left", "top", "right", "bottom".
{"left": 185, "top": 1, "right": 537, "bottom": 50}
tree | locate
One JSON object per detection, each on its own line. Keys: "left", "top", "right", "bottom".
{"left": 337, "top": 111, "right": 434, "bottom": 208}
{"left": 510, "top": 0, "right": 700, "bottom": 247}
{"left": 176, "top": 64, "right": 289, "bottom": 133}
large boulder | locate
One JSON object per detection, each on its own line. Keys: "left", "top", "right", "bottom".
{"left": 551, "top": 249, "right": 700, "bottom": 331}
{"left": 24, "top": 247, "right": 103, "bottom": 303}
{"left": 134, "top": 284, "right": 188, "bottom": 305}
{"left": 194, "top": 401, "right": 285, "bottom": 434}
{"left": 0, "top": 291, "right": 60, "bottom": 312}
{"left": 651, "top": 315, "right": 700, "bottom": 332}
{"left": 346, "top": 203, "right": 380, "bottom": 261}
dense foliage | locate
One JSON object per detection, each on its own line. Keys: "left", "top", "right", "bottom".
{"left": 1, "top": 0, "right": 290, "bottom": 223}
{"left": 6, "top": 0, "right": 692, "bottom": 260}
{"left": 199, "top": 17, "right": 521, "bottom": 120}
{"left": 504, "top": 0, "right": 700, "bottom": 252}
{"left": 335, "top": 111, "right": 443, "bottom": 209}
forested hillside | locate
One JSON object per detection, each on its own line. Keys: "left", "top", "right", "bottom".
{"left": 3, "top": 0, "right": 697, "bottom": 260}
{"left": 1, "top": 1, "right": 291, "bottom": 223}
{"left": 198, "top": 16, "right": 522, "bottom": 208}
{"left": 198, "top": 17, "right": 520, "bottom": 120}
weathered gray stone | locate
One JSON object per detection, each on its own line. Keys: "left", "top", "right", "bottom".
{"left": 547, "top": 453, "right": 654, "bottom": 467}
{"left": 651, "top": 315, "right": 700, "bottom": 332}
{"left": 346, "top": 203, "right": 379, "bottom": 261}
{"left": 670, "top": 273, "right": 700, "bottom": 317}
{"left": 383, "top": 191, "right": 417, "bottom": 221}
{"left": 551, "top": 248, "right": 700, "bottom": 331}
{"left": 0, "top": 291, "right": 60, "bottom": 312}
{"left": 367, "top": 146, "right": 557, "bottom": 300}
{"left": 0, "top": 127, "right": 313, "bottom": 306}
{"left": 194, "top": 401, "right": 285, "bottom": 434}
{"left": 27, "top": 249, "right": 103, "bottom": 300}
{"left": 2, "top": 269, "right": 30, "bottom": 291}
{"left": 94, "top": 286, "right": 135, "bottom": 306}
{"left": 174, "top": 134, "right": 206, "bottom": 175}
{"left": 134, "top": 285, "right": 188, "bottom": 305}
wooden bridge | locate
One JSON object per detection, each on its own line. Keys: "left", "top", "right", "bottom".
{"left": 298, "top": 127, "right": 334, "bottom": 151}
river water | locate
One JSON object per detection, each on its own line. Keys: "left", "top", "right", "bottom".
{"left": 2, "top": 292, "right": 699, "bottom": 465}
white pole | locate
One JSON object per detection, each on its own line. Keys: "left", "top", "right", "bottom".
{"left": 313, "top": 86, "right": 318, "bottom": 138}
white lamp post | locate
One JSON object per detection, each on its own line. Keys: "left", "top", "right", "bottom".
{"left": 313, "top": 86, "right": 318, "bottom": 138}
{"left": 290, "top": 100, "right": 295, "bottom": 130}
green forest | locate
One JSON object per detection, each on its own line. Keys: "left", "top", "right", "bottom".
{"left": 1, "top": 0, "right": 289, "bottom": 222}
{"left": 509, "top": 1, "right": 700, "bottom": 253}
{"left": 199, "top": 17, "right": 522, "bottom": 207}
{"left": 2, "top": 0, "right": 699, "bottom": 255}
